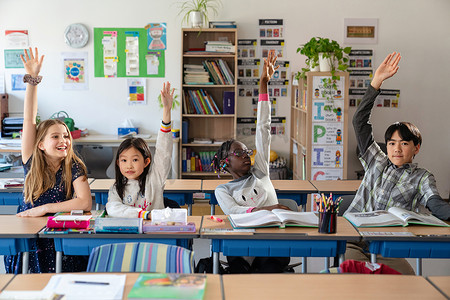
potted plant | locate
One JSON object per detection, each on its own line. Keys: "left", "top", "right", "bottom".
{"left": 295, "top": 37, "right": 351, "bottom": 82}
{"left": 178, "top": 0, "right": 222, "bottom": 28}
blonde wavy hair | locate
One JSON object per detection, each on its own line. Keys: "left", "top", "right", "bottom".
{"left": 24, "top": 119, "right": 87, "bottom": 205}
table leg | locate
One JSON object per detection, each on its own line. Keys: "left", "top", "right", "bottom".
{"left": 22, "top": 252, "right": 29, "bottom": 274}
{"left": 416, "top": 258, "right": 422, "bottom": 276}
{"left": 213, "top": 252, "right": 219, "bottom": 274}
{"left": 187, "top": 204, "right": 192, "bottom": 216}
{"left": 56, "top": 251, "right": 62, "bottom": 273}
{"left": 302, "top": 257, "right": 307, "bottom": 273}
{"left": 370, "top": 253, "right": 377, "bottom": 263}
{"left": 339, "top": 253, "right": 345, "bottom": 265}
{"left": 210, "top": 204, "right": 215, "bottom": 215}
{"left": 324, "top": 257, "right": 330, "bottom": 270}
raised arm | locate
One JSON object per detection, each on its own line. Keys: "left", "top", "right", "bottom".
{"left": 21, "top": 47, "right": 44, "bottom": 163}
{"left": 353, "top": 52, "right": 401, "bottom": 155}
{"left": 160, "top": 81, "right": 174, "bottom": 124}
{"left": 254, "top": 51, "right": 279, "bottom": 173}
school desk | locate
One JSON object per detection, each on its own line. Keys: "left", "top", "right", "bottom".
{"left": 221, "top": 274, "right": 446, "bottom": 300}
{"left": 74, "top": 135, "right": 180, "bottom": 179}
{"left": 0, "top": 215, "right": 47, "bottom": 274}
{"left": 41, "top": 216, "right": 202, "bottom": 273}
{"left": 89, "top": 179, "right": 201, "bottom": 214}
{"left": 202, "top": 179, "right": 317, "bottom": 215}
{"left": 0, "top": 274, "right": 14, "bottom": 291}
{"left": 428, "top": 276, "right": 450, "bottom": 298}
{"left": 358, "top": 225, "right": 450, "bottom": 276}
{"left": 0, "top": 185, "right": 22, "bottom": 215}
{"left": 200, "top": 215, "right": 360, "bottom": 274}
{"left": 2, "top": 273, "right": 222, "bottom": 300}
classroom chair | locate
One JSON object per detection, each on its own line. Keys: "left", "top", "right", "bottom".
{"left": 86, "top": 242, "right": 194, "bottom": 273}
{"left": 278, "top": 198, "right": 299, "bottom": 212}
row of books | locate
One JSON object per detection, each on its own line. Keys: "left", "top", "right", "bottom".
{"left": 182, "top": 149, "right": 216, "bottom": 173}
{"left": 205, "top": 41, "right": 236, "bottom": 53}
{"left": 209, "top": 21, "right": 237, "bottom": 28}
{"left": 183, "top": 89, "right": 221, "bottom": 115}
{"left": 203, "top": 59, "right": 235, "bottom": 85}
{"left": 183, "top": 64, "right": 212, "bottom": 85}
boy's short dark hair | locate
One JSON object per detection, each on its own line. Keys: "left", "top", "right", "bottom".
{"left": 384, "top": 121, "right": 422, "bottom": 146}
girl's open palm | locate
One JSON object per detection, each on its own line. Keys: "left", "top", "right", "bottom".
{"left": 261, "top": 50, "right": 279, "bottom": 82}
{"left": 21, "top": 47, "right": 44, "bottom": 77}
{"left": 160, "top": 81, "right": 174, "bottom": 109}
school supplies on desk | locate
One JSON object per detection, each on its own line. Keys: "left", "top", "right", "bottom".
{"left": 344, "top": 207, "right": 450, "bottom": 228}
{"left": 41, "top": 227, "right": 94, "bottom": 235}
{"left": 228, "top": 209, "right": 319, "bottom": 229}
{"left": 0, "top": 178, "right": 24, "bottom": 188}
{"left": 127, "top": 273, "right": 206, "bottom": 300}
{"left": 143, "top": 222, "right": 196, "bottom": 233}
{"left": 94, "top": 217, "right": 143, "bottom": 233}
{"left": 46, "top": 215, "right": 91, "bottom": 229}
{"left": 315, "top": 194, "right": 341, "bottom": 234}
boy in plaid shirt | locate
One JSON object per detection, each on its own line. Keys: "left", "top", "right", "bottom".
{"left": 344, "top": 52, "right": 450, "bottom": 274}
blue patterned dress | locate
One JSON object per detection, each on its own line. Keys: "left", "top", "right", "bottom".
{"left": 4, "top": 157, "right": 89, "bottom": 273}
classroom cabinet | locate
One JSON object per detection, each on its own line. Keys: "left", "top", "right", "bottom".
{"left": 290, "top": 72, "right": 349, "bottom": 181}
{"left": 180, "top": 28, "right": 237, "bottom": 179}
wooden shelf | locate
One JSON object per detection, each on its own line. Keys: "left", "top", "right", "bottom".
{"left": 181, "top": 28, "right": 237, "bottom": 179}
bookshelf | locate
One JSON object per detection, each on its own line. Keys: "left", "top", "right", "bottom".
{"left": 180, "top": 28, "right": 237, "bottom": 179}
{"left": 290, "top": 71, "right": 349, "bottom": 181}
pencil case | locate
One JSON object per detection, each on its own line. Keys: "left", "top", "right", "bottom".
{"left": 46, "top": 216, "right": 90, "bottom": 229}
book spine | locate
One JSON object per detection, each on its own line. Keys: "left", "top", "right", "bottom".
{"left": 199, "top": 89, "right": 214, "bottom": 114}
{"left": 182, "top": 147, "right": 187, "bottom": 172}
{"left": 202, "top": 61, "right": 219, "bottom": 85}
{"left": 186, "top": 148, "right": 191, "bottom": 172}
{"left": 196, "top": 90, "right": 211, "bottom": 114}
{"left": 223, "top": 91, "right": 235, "bottom": 114}
{"left": 218, "top": 59, "right": 233, "bottom": 84}
{"left": 188, "top": 90, "right": 202, "bottom": 114}
{"left": 210, "top": 60, "right": 225, "bottom": 85}
{"left": 206, "top": 91, "right": 221, "bottom": 114}
{"left": 190, "top": 153, "right": 196, "bottom": 172}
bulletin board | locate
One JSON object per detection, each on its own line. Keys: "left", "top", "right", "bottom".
{"left": 94, "top": 27, "right": 165, "bottom": 78}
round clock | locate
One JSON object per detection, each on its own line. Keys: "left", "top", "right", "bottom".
{"left": 64, "top": 23, "right": 89, "bottom": 48}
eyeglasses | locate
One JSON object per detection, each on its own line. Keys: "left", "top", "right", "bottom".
{"left": 228, "top": 149, "right": 254, "bottom": 157}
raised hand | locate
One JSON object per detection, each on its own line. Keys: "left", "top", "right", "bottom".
{"left": 260, "top": 50, "right": 279, "bottom": 83}
{"left": 371, "top": 52, "right": 401, "bottom": 90}
{"left": 160, "top": 81, "right": 175, "bottom": 110}
{"left": 20, "top": 47, "right": 44, "bottom": 77}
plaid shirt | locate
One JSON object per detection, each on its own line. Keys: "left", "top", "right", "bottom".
{"left": 347, "top": 141, "right": 440, "bottom": 213}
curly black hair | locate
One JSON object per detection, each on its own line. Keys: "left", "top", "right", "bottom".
{"left": 211, "top": 139, "right": 235, "bottom": 175}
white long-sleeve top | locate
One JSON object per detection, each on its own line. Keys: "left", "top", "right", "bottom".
{"left": 215, "top": 94, "right": 278, "bottom": 215}
{"left": 106, "top": 122, "right": 172, "bottom": 218}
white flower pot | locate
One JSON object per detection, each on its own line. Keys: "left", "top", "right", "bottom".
{"left": 190, "top": 11, "right": 204, "bottom": 28}
{"left": 318, "top": 53, "right": 334, "bottom": 72}
{"left": 309, "top": 60, "right": 320, "bottom": 72}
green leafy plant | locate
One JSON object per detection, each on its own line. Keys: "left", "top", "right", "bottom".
{"left": 178, "top": 0, "right": 222, "bottom": 27}
{"left": 157, "top": 89, "right": 180, "bottom": 110}
{"left": 295, "top": 37, "right": 320, "bottom": 81}
{"left": 295, "top": 37, "right": 351, "bottom": 83}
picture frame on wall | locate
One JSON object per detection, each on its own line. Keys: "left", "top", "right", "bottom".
{"left": 344, "top": 18, "right": 378, "bottom": 44}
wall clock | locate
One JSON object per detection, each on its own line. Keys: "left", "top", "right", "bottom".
{"left": 64, "top": 23, "right": 89, "bottom": 48}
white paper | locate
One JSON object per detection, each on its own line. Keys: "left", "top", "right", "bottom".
{"left": 42, "top": 274, "right": 126, "bottom": 300}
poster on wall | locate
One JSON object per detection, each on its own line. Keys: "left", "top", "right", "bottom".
{"left": 11, "top": 74, "right": 26, "bottom": 91}
{"left": 312, "top": 145, "right": 344, "bottom": 168}
{"left": 312, "top": 99, "right": 345, "bottom": 123}
{"left": 62, "top": 52, "right": 88, "bottom": 90}
{"left": 312, "top": 122, "right": 344, "bottom": 145}
{"left": 4, "top": 49, "right": 24, "bottom": 68}
{"left": 259, "top": 19, "right": 284, "bottom": 39}
{"left": 311, "top": 168, "right": 343, "bottom": 180}
{"left": 260, "top": 39, "right": 284, "bottom": 58}
{"left": 146, "top": 23, "right": 167, "bottom": 50}
{"left": 94, "top": 27, "right": 165, "bottom": 78}
{"left": 5, "top": 30, "right": 29, "bottom": 49}
{"left": 376, "top": 89, "right": 400, "bottom": 108}
{"left": 238, "top": 39, "right": 257, "bottom": 58}
{"left": 127, "top": 78, "right": 146, "bottom": 105}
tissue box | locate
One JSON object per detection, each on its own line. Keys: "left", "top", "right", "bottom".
{"left": 118, "top": 127, "right": 138, "bottom": 135}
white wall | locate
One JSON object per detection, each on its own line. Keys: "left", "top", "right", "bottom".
{"left": 1, "top": 0, "right": 449, "bottom": 198}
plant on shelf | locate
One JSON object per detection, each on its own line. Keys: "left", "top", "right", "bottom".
{"left": 295, "top": 37, "right": 320, "bottom": 82}
{"left": 178, "top": 0, "right": 222, "bottom": 28}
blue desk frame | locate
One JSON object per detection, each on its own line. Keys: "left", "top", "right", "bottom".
{"left": 366, "top": 237, "right": 450, "bottom": 276}
{"left": 0, "top": 236, "right": 35, "bottom": 274}
{"left": 44, "top": 233, "right": 198, "bottom": 273}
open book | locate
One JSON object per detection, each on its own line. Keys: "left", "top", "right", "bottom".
{"left": 0, "top": 178, "right": 24, "bottom": 188}
{"left": 344, "top": 207, "right": 450, "bottom": 228}
{"left": 228, "top": 209, "right": 319, "bottom": 229}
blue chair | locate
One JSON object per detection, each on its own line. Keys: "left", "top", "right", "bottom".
{"left": 87, "top": 242, "right": 194, "bottom": 273}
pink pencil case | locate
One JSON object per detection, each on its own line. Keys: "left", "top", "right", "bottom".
{"left": 46, "top": 216, "right": 90, "bottom": 229}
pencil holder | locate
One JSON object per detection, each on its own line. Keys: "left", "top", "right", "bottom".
{"left": 318, "top": 211, "right": 337, "bottom": 234}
